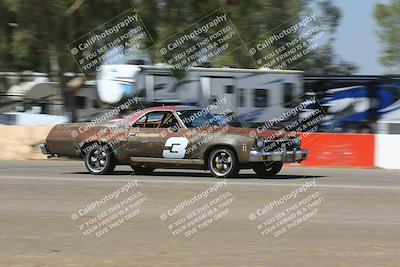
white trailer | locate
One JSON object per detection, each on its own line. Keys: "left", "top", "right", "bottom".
{"left": 97, "top": 64, "right": 304, "bottom": 122}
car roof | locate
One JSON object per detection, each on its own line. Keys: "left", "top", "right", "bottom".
{"left": 142, "top": 105, "right": 200, "bottom": 112}
{"left": 123, "top": 105, "right": 200, "bottom": 124}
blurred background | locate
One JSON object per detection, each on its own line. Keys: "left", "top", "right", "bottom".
{"left": 0, "top": 0, "right": 399, "bottom": 160}
{"left": 1, "top": 3, "right": 400, "bottom": 266}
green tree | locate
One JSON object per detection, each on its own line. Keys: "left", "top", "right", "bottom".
{"left": 0, "top": 0, "right": 357, "bottom": 75}
{"left": 374, "top": 0, "right": 400, "bottom": 73}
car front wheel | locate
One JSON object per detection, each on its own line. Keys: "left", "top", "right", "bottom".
{"left": 84, "top": 144, "right": 116, "bottom": 175}
{"left": 252, "top": 162, "right": 283, "bottom": 177}
{"left": 208, "top": 148, "right": 239, "bottom": 178}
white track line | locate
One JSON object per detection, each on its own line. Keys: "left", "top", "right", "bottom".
{"left": 0, "top": 175, "right": 400, "bottom": 190}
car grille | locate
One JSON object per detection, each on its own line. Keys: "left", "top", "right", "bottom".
{"left": 257, "top": 139, "right": 299, "bottom": 152}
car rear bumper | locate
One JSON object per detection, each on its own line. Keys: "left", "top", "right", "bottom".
{"left": 249, "top": 149, "right": 309, "bottom": 163}
{"left": 40, "top": 143, "right": 56, "bottom": 158}
{"left": 40, "top": 144, "right": 49, "bottom": 155}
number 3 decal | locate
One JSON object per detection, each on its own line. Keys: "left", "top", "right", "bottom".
{"left": 163, "top": 137, "right": 188, "bottom": 159}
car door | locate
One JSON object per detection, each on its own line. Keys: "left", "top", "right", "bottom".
{"left": 129, "top": 111, "right": 167, "bottom": 158}
{"left": 129, "top": 110, "right": 201, "bottom": 161}
{"left": 159, "top": 112, "right": 191, "bottom": 160}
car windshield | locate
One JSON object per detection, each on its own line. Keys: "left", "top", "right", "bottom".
{"left": 176, "top": 110, "right": 221, "bottom": 128}
{"left": 176, "top": 109, "right": 243, "bottom": 128}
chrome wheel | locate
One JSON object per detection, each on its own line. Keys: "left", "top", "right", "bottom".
{"left": 87, "top": 147, "right": 108, "bottom": 173}
{"left": 84, "top": 144, "right": 116, "bottom": 175}
{"left": 208, "top": 148, "right": 238, "bottom": 178}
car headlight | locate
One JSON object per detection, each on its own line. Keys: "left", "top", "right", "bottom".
{"left": 255, "top": 138, "right": 265, "bottom": 149}
{"left": 293, "top": 137, "right": 301, "bottom": 148}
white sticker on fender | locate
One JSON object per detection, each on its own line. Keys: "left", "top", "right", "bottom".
{"left": 162, "top": 137, "right": 189, "bottom": 159}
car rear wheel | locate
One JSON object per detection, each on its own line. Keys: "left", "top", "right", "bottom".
{"left": 208, "top": 148, "right": 239, "bottom": 178}
{"left": 131, "top": 166, "right": 155, "bottom": 175}
{"left": 252, "top": 162, "right": 283, "bottom": 177}
{"left": 84, "top": 144, "right": 116, "bottom": 175}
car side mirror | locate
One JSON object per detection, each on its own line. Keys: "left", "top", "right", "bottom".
{"left": 170, "top": 125, "right": 179, "bottom": 132}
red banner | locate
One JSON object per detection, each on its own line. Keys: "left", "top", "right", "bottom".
{"left": 299, "top": 133, "right": 375, "bottom": 168}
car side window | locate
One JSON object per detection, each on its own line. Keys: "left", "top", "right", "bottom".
{"left": 147, "top": 113, "right": 164, "bottom": 123}
{"left": 137, "top": 115, "right": 147, "bottom": 123}
{"left": 159, "top": 113, "right": 180, "bottom": 129}
{"left": 134, "top": 114, "right": 148, "bottom": 127}
{"left": 135, "top": 111, "right": 178, "bottom": 128}
{"left": 144, "top": 112, "right": 166, "bottom": 128}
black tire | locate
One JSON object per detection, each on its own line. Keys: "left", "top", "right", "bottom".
{"left": 252, "top": 162, "right": 283, "bottom": 177}
{"left": 131, "top": 166, "right": 155, "bottom": 175}
{"left": 84, "top": 144, "right": 116, "bottom": 175}
{"left": 208, "top": 148, "right": 239, "bottom": 178}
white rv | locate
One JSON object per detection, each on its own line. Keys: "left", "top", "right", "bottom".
{"left": 97, "top": 64, "right": 304, "bottom": 122}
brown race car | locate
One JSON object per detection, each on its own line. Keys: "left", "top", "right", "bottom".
{"left": 40, "top": 106, "right": 309, "bottom": 177}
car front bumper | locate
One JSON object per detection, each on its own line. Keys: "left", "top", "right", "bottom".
{"left": 249, "top": 149, "right": 309, "bottom": 163}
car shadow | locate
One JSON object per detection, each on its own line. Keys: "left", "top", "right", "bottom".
{"left": 63, "top": 170, "right": 326, "bottom": 180}
{"left": 149, "top": 171, "right": 325, "bottom": 180}
{"left": 234, "top": 174, "right": 325, "bottom": 180}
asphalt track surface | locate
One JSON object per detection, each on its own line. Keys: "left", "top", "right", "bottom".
{"left": 1, "top": 160, "right": 399, "bottom": 267}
